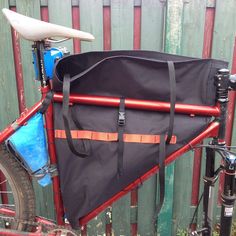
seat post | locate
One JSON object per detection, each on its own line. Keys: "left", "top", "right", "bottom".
{"left": 32, "top": 41, "right": 48, "bottom": 88}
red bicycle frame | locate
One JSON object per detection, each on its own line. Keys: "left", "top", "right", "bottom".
{"left": 0, "top": 42, "right": 233, "bottom": 236}
{"left": 0, "top": 85, "right": 220, "bottom": 226}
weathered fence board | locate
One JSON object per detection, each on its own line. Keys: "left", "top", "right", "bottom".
{"left": 140, "top": 0, "right": 165, "bottom": 51}
{"left": 111, "top": 0, "right": 133, "bottom": 50}
{"left": 137, "top": 1, "right": 165, "bottom": 235}
{"left": 110, "top": 2, "right": 133, "bottom": 234}
{"left": 48, "top": 0, "right": 74, "bottom": 53}
{"left": 0, "top": 0, "right": 19, "bottom": 130}
{"left": 211, "top": 0, "right": 236, "bottom": 225}
{"left": 171, "top": 1, "right": 207, "bottom": 234}
{"left": 80, "top": 0, "right": 103, "bottom": 52}
{"left": 16, "top": 0, "right": 41, "bottom": 108}
{"left": 160, "top": 1, "right": 184, "bottom": 235}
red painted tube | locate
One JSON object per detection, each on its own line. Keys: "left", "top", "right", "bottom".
{"left": 133, "top": 6, "right": 141, "bottom": 50}
{"left": 80, "top": 121, "right": 219, "bottom": 225}
{"left": 191, "top": 147, "right": 203, "bottom": 206}
{"left": 190, "top": 6, "right": 216, "bottom": 216}
{"left": 44, "top": 95, "right": 64, "bottom": 225}
{"left": 202, "top": 8, "right": 215, "bottom": 59}
{"left": 0, "top": 231, "right": 44, "bottom": 236}
{"left": 72, "top": 6, "right": 81, "bottom": 53}
{"left": 0, "top": 207, "right": 56, "bottom": 227}
{"left": 103, "top": 6, "right": 111, "bottom": 51}
{"left": 131, "top": 8, "right": 141, "bottom": 235}
{"left": 10, "top": 7, "right": 26, "bottom": 113}
{"left": 0, "top": 101, "right": 42, "bottom": 143}
{"left": 0, "top": 214, "right": 56, "bottom": 236}
{"left": 40, "top": 6, "right": 49, "bottom": 22}
{"left": 53, "top": 93, "right": 220, "bottom": 117}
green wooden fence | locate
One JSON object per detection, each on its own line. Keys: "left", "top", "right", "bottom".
{"left": 0, "top": 0, "right": 235, "bottom": 235}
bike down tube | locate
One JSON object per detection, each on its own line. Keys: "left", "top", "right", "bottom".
{"left": 79, "top": 121, "right": 220, "bottom": 225}
{"left": 43, "top": 88, "right": 64, "bottom": 225}
{"left": 0, "top": 101, "right": 43, "bottom": 143}
{"left": 53, "top": 93, "right": 220, "bottom": 117}
{"left": 0, "top": 94, "right": 64, "bottom": 225}
{"left": 35, "top": 40, "right": 64, "bottom": 226}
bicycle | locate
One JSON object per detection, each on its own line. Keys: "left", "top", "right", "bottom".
{"left": 0, "top": 8, "right": 236, "bottom": 236}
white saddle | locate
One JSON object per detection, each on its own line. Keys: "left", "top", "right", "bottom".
{"left": 2, "top": 8, "right": 94, "bottom": 42}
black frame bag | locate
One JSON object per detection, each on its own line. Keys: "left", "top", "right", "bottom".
{"left": 53, "top": 50, "right": 227, "bottom": 228}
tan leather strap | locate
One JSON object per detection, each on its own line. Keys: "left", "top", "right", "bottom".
{"left": 55, "top": 130, "right": 177, "bottom": 144}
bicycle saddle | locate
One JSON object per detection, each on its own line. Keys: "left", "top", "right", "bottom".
{"left": 2, "top": 8, "right": 95, "bottom": 42}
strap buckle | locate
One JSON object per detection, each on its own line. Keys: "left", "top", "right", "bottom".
{"left": 118, "top": 111, "right": 125, "bottom": 126}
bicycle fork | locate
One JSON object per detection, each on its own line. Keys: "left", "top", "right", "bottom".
{"left": 219, "top": 153, "right": 236, "bottom": 235}
{"left": 202, "top": 144, "right": 217, "bottom": 236}
{"left": 202, "top": 69, "right": 236, "bottom": 236}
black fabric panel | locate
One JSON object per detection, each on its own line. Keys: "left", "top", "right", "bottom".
{"left": 52, "top": 50, "right": 228, "bottom": 228}
{"left": 53, "top": 51, "right": 227, "bottom": 106}
{"left": 54, "top": 103, "right": 210, "bottom": 227}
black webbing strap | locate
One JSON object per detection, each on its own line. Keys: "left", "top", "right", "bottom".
{"left": 71, "top": 107, "right": 83, "bottom": 130}
{"left": 71, "top": 106, "right": 91, "bottom": 154}
{"left": 62, "top": 74, "right": 89, "bottom": 158}
{"left": 117, "top": 97, "right": 125, "bottom": 176}
{"left": 39, "top": 91, "right": 53, "bottom": 114}
{"left": 166, "top": 61, "right": 176, "bottom": 144}
{"left": 153, "top": 61, "right": 176, "bottom": 222}
{"left": 153, "top": 134, "right": 166, "bottom": 220}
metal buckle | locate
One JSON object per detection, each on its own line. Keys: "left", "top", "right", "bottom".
{"left": 118, "top": 111, "right": 125, "bottom": 126}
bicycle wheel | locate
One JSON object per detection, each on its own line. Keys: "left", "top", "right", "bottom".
{"left": 0, "top": 144, "right": 36, "bottom": 231}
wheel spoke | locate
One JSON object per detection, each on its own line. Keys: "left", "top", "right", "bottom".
{"left": 0, "top": 191, "right": 12, "bottom": 194}
{"left": 0, "top": 146, "right": 36, "bottom": 230}
{"left": 0, "top": 204, "right": 15, "bottom": 207}
{"left": 0, "top": 179, "right": 7, "bottom": 185}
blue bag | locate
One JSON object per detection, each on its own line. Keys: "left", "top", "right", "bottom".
{"left": 7, "top": 113, "right": 51, "bottom": 186}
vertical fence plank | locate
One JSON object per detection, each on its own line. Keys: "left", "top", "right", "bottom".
{"left": 15, "top": 0, "right": 49, "bottom": 220}
{"left": 137, "top": 1, "right": 165, "bottom": 235}
{"left": 181, "top": 0, "right": 206, "bottom": 57}
{"left": 110, "top": 1, "right": 133, "bottom": 235}
{"left": 48, "top": 0, "right": 74, "bottom": 53}
{"left": 160, "top": 1, "right": 184, "bottom": 235}
{"left": 79, "top": 1, "right": 106, "bottom": 235}
{"left": 137, "top": 178, "right": 157, "bottom": 235}
{"left": 15, "top": 1, "right": 41, "bottom": 108}
{"left": 211, "top": 0, "right": 236, "bottom": 224}
{"left": 46, "top": 0, "right": 76, "bottom": 221}
{"left": 172, "top": 154, "right": 193, "bottom": 234}
{"left": 0, "top": 1, "right": 19, "bottom": 130}
{"left": 193, "top": 6, "right": 216, "bottom": 230}
{"left": 111, "top": 0, "right": 133, "bottom": 50}
{"left": 211, "top": 0, "right": 236, "bottom": 68}
{"left": 141, "top": 0, "right": 165, "bottom": 51}
{"left": 164, "top": 0, "right": 183, "bottom": 54}
{"left": 80, "top": 0, "right": 103, "bottom": 52}
{"left": 171, "top": 1, "right": 207, "bottom": 234}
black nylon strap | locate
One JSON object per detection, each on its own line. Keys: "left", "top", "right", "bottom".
{"left": 117, "top": 97, "right": 125, "bottom": 176}
{"left": 62, "top": 74, "right": 89, "bottom": 158}
{"left": 39, "top": 91, "right": 53, "bottom": 114}
{"left": 153, "top": 134, "right": 166, "bottom": 221}
{"left": 153, "top": 61, "right": 176, "bottom": 222}
{"left": 71, "top": 107, "right": 83, "bottom": 130}
{"left": 166, "top": 61, "right": 176, "bottom": 144}
{"left": 71, "top": 106, "right": 91, "bottom": 155}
